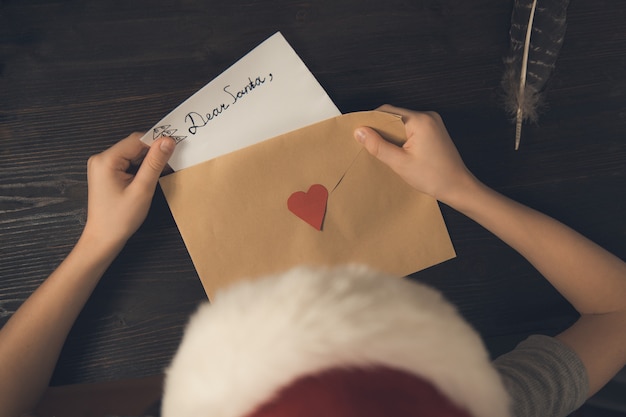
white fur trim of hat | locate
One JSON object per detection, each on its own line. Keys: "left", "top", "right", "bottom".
{"left": 162, "top": 265, "right": 511, "bottom": 417}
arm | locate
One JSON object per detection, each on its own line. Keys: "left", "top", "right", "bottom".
{"left": 355, "top": 105, "right": 626, "bottom": 396}
{"left": 0, "top": 134, "right": 175, "bottom": 417}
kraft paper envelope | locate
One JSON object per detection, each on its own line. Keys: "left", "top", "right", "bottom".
{"left": 160, "top": 111, "right": 456, "bottom": 299}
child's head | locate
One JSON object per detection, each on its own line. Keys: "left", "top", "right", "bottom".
{"left": 162, "top": 265, "right": 511, "bottom": 417}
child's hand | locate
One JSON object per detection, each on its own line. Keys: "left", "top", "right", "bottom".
{"left": 354, "top": 105, "right": 476, "bottom": 207}
{"left": 83, "top": 133, "right": 175, "bottom": 251}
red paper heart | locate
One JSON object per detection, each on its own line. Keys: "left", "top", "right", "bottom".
{"left": 287, "top": 184, "right": 328, "bottom": 231}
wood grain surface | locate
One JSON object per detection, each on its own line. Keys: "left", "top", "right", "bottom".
{"left": 1, "top": 0, "right": 625, "bottom": 390}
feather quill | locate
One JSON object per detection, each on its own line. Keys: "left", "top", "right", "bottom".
{"left": 502, "top": 0, "right": 570, "bottom": 149}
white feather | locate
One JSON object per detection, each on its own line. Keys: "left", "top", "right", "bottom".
{"left": 515, "top": 0, "right": 538, "bottom": 150}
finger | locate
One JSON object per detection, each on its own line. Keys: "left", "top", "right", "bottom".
{"left": 105, "top": 132, "right": 149, "bottom": 162}
{"left": 354, "top": 127, "right": 409, "bottom": 171}
{"left": 132, "top": 137, "right": 176, "bottom": 190}
{"left": 87, "top": 133, "right": 146, "bottom": 175}
{"left": 130, "top": 146, "right": 150, "bottom": 167}
{"left": 375, "top": 104, "right": 416, "bottom": 120}
{"left": 96, "top": 133, "right": 148, "bottom": 173}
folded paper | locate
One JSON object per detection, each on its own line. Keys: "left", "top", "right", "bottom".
{"left": 160, "top": 111, "right": 456, "bottom": 299}
{"left": 140, "top": 32, "right": 340, "bottom": 171}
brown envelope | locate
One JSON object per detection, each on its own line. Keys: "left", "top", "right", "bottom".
{"left": 160, "top": 111, "right": 456, "bottom": 299}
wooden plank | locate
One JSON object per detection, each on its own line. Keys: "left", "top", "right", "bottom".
{"left": 1, "top": 0, "right": 624, "bottom": 387}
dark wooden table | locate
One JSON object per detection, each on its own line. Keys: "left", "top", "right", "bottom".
{"left": 1, "top": 0, "right": 625, "bottom": 406}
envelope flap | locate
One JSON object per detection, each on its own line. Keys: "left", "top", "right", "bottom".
{"left": 160, "top": 111, "right": 404, "bottom": 196}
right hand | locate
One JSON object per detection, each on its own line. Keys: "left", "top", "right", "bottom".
{"left": 354, "top": 104, "right": 477, "bottom": 206}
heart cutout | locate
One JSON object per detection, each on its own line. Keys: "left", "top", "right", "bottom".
{"left": 287, "top": 184, "right": 328, "bottom": 231}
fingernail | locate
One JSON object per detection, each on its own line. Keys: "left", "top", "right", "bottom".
{"left": 354, "top": 128, "right": 366, "bottom": 144}
{"left": 160, "top": 137, "right": 175, "bottom": 154}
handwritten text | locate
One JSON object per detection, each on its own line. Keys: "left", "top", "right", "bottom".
{"left": 185, "top": 74, "right": 273, "bottom": 135}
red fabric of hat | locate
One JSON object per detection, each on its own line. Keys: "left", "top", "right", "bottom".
{"left": 247, "top": 367, "right": 473, "bottom": 417}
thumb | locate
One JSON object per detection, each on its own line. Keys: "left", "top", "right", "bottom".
{"left": 134, "top": 137, "right": 176, "bottom": 189}
{"left": 354, "top": 127, "right": 408, "bottom": 171}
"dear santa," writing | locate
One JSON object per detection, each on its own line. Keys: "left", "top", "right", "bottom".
{"left": 185, "top": 74, "right": 274, "bottom": 135}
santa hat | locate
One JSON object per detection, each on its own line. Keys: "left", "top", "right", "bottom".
{"left": 161, "top": 265, "right": 511, "bottom": 417}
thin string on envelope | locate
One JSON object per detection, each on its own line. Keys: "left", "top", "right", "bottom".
{"left": 330, "top": 148, "right": 365, "bottom": 193}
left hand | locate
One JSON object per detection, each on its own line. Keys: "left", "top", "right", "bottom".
{"left": 354, "top": 105, "right": 474, "bottom": 207}
{"left": 83, "top": 133, "right": 175, "bottom": 251}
